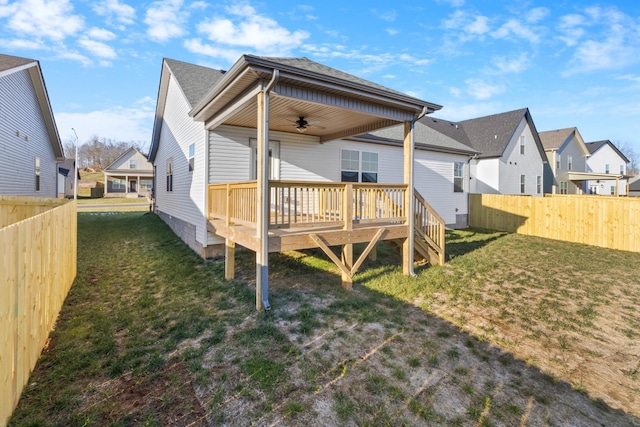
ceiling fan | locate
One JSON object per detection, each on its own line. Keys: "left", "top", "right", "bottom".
{"left": 289, "top": 116, "right": 324, "bottom": 133}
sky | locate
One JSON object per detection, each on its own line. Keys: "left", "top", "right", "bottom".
{"left": 1, "top": 0, "right": 639, "bottom": 156}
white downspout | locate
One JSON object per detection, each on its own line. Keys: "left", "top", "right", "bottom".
{"left": 257, "top": 69, "right": 279, "bottom": 311}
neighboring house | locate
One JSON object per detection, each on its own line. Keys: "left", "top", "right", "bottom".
{"left": 103, "top": 147, "right": 153, "bottom": 197}
{"left": 584, "top": 140, "right": 629, "bottom": 196}
{"left": 539, "top": 127, "right": 620, "bottom": 194}
{"left": 149, "top": 55, "right": 444, "bottom": 310}
{"left": 0, "top": 54, "right": 64, "bottom": 197}
{"left": 423, "top": 108, "right": 547, "bottom": 196}
{"left": 629, "top": 176, "right": 640, "bottom": 197}
{"left": 57, "top": 158, "right": 79, "bottom": 198}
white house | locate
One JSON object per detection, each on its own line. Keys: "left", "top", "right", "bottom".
{"left": 149, "top": 55, "right": 447, "bottom": 310}
{"left": 148, "top": 57, "right": 466, "bottom": 258}
{"left": 539, "top": 128, "right": 622, "bottom": 194}
{"left": 0, "top": 54, "right": 64, "bottom": 197}
{"left": 584, "top": 140, "right": 629, "bottom": 196}
{"left": 423, "top": 108, "right": 547, "bottom": 196}
{"left": 103, "top": 147, "right": 154, "bottom": 197}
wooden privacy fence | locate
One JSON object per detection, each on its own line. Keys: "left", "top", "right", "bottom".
{"left": 0, "top": 197, "right": 77, "bottom": 426}
{"left": 469, "top": 194, "right": 640, "bottom": 252}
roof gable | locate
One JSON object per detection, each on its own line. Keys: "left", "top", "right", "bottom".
{"left": 585, "top": 140, "right": 630, "bottom": 163}
{"left": 105, "top": 147, "right": 151, "bottom": 171}
{"left": 164, "top": 58, "right": 226, "bottom": 108}
{"left": 458, "top": 108, "right": 528, "bottom": 158}
{"left": 0, "top": 53, "right": 63, "bottom": 160}
{"left": 539, "top": 127, "right": 590, "bottom": 156}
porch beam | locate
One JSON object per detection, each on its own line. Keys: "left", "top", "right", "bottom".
{"left": 319, "top": 119, "right": 400, "bottom": 143}
{"left": 204, "top": 83, "right": 262, "bottom": 131}
{"left": 341, "top": 183, "right": 354, "bottom": 289}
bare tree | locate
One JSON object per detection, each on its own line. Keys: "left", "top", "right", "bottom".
{"left": 615, "top": 140, "right": 640, "bottom": 175}
{"left": 76, "top": 135, "right": 141, "bottom": 170}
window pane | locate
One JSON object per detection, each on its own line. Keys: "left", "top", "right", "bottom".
{"left": 361, "top": 152, "right": 378, "bottom": 172}
{"left": 362, "top": 172, "right": 378, "bottom": 183}
{"left": 454, "top": 178, "right": 463, "bottom": 193}
{"left": 188, "top": 143, "right": 195, "bottom": 158}
{"left": 454, "top": 162, "right": 463, "bottom": 178}
{"left": 341, "top": 171, "right": 358, "bottom": 182}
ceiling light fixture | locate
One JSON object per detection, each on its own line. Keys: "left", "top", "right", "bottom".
{"left": 295, "top": 116, "right": 308, "bottom": 133}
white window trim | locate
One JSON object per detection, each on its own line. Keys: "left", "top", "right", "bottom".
{"left": 340, "top": 148, "right": 379, "bottom": 183}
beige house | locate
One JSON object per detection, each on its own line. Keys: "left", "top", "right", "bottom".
{"left": 103, "top": 147, "right": 153, "bottom": 197}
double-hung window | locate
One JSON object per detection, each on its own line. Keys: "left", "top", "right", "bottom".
{"left": 166, "top": 158, "right": 173, "bottom": 192}
{"left": 188, "top": 143, "right": 195, "bottom": 172}
{"left": 35, "top": 157, "right": 40, "bottom": 192}
{"left": 453, "top": 162, "right": 464, "bottom": 193}
{"left": 129, "top": 159, "right": 136, "bottom": 169}
{"left": 520, "top": 175, "right": 526, "bottom": 194}
{"left": 605, "top": 164, "right": 610, "bottom": 174}
{"left": 560, "top": 181, "right": 568, "bottom": 194}
{"left": 519, "top": 135, "right": 525, "bottom": 155}
{"left": 536, "top": 176, "right": 542, "bottom": 194}
{"left": 567, "top": 155, "right": 572, "bottom": 171}
{"left": 340, "top": 149, "right": 378, "bottom": 183}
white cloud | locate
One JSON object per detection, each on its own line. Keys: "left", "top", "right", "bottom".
{"left": 0, "top": 38, "right": 46, "bottom": 50}
{"left": 562, "top": 6, "right": 640, "bottom": 75}
{"left": 371, "top": 9, "right": 396, "bottom": 22}
{"left": 467, "top": 15, "right": 490, "bottom": 35}
{"left": 78, "top": 38, "right": 117, "bottom": 59}
{"left": 3, "top": 0, "right": 83, "bottom": 41}
{"left": 527, "top": 7, "right": 549, "bottom": 23}
{"left": 492, "top": 19, "right": 539, "bottom": 43}
{"left": 144, "top": 0, "right": 188, "bottom": 42}
{"left": 302, "top": 44, "right": 431, "bottom": 72}
{"left": 386, "top": 28, "right": 399, "bottom": 36}
{"left": 618, "top": 74, "right": 640, "bottom": 83}
{"left": 433, "top": 102, "right": 502, "bottom": 121}
{"left": 87, "top": 27, "right": 116, "bottom": 41}
{"left": 183, "top": 38, "right": 243, "bottom": 63}
{"left": 193, "top": 3, "right": 309, "bottom": 55}
{"left": 465, "top": 78, "right": 504, "bottom": 100}
{"left": 93, "top": 0, "right": 136, "bottom": 26}
{"left": 55, "top": 97, "right": 155, "bottom": 147}
{"left": 442, "top": 10, "right": 490, "bottom": 39}
{"left": 492, "top": 52, "right": 529, "bottom": 74}
{"left": 435, "top": 0, "right": 465, "bottom": 7}
{"left": 449, "top": 87, "right": 462, "bottom": 97}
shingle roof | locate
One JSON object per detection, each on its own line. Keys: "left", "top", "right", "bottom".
{"left": 585, "top": 140, "right": 630, "bottom": 163}
{"left": 457, "top": 108, "right": 529, "bottom": 158}
{"left": 364, "top": 116, "right": 478, "bottom": 154}
{"left": 630, "top": 177, "right": 640, "bottom": 191}
{"left": 538, "top": 127, "right": 576, "bottom": 150}
{"left": 252, "top": 55, "right": 415, "bottom": 101}
{"left": 0, "top": 53, "right": 35, "bottom": 73}
{"left": 164, "top": 58, "right": 226, "bottom": 107}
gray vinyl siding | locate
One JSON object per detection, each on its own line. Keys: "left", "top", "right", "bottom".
{"left": 0, "top": 68, "right": 57, "bottom": 197}
{"left": 154, "top": 73, "right": 208, "bottom": 246}
{"left": 498, "top": 119, "right": 544, "bottom": 196}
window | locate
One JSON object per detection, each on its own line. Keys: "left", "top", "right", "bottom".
{"left": 556, "top": 154, "right": 561, "bottom": 170}
{"left": 536, "top": 176, "right": 542, "bottom": 194}
{"left": 589, "top": 185, "right": 598, "bottom": 194}
{"left": 166, "top": 158, "right": 173, "bottom": 192}
{"left": 454, "top": 162, "right": 464, "bottom": 193}
{"left": 520, "top": 174, "right": 526, "bottom": 194}
{"left": 620, "top": 165, "right": 625, "bottom": 174}
{"left": 129, "top": 159, "right": 136, "bottom": 169}
{"left": 340, "top": 149, "right": 378, "bottom": 183}
{"left": 35, "top": 157, "right": 40, "bottom": 191}
{"left": 605, "top": 164, "right": 610, "bottom": 174}
{"left": 113, "top": 178, "right": 125, "bottom": 190}
{"left": 567, "top": 155, "right": 572, "bottom": 171}
{"left": 140, "top": 179, "right": 153, "bottom": 190}
{"left": 188, "top": 143, "right": 195, "bottom": 172}
{"left": 559, "top": 181, "right": 568, "bottom": 194}
{"left": 611, "top": 186, "right": 616, "bottom": 195}
{"left": 519, "top": 135, "right": 525, "bottom": 155}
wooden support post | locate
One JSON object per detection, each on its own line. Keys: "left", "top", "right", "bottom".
{"left": 225, "top": 239, "right": 235, "bottom": 280}
{"left": 402, "top": 121, "right": 415, "bottom": 276}
{"left": 342, "top": 183, "right": 353, "bottom": 289}
{"left": 255, "top": 90, "right": 270, "bottom": 311}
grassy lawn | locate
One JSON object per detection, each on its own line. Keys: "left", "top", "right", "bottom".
{"left": 8, "top": 213, "right": 640, "bottom": 426}
{"left": 77, "top": 197, "right": 149, "bottom": 213}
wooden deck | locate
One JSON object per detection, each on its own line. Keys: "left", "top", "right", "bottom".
{"left": 207, "top": 180, "right": 445, "bottom": 283}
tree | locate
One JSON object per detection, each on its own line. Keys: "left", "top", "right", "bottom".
{"left": 615, "top": 140, "right": 640, "bottom": 175}
{"left": 75, "top": 135, "right": 141, "bottom": 170}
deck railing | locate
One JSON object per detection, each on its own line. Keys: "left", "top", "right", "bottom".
{"left": 208, "top": 181, "right": 407, "bottom": 229}
{"left": 414, "top": 190, "right": 446, "bottom": 265}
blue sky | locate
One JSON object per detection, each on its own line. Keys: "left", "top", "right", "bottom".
{"left": 2, "top": 0, "right": 639, "bottom": 156}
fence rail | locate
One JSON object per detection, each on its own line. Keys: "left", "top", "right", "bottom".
{"left": 1, "top": 197, "right": 77, "bottom": 426}
{"left": 469, "top": 194, "right": 640, "bottom": 252}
